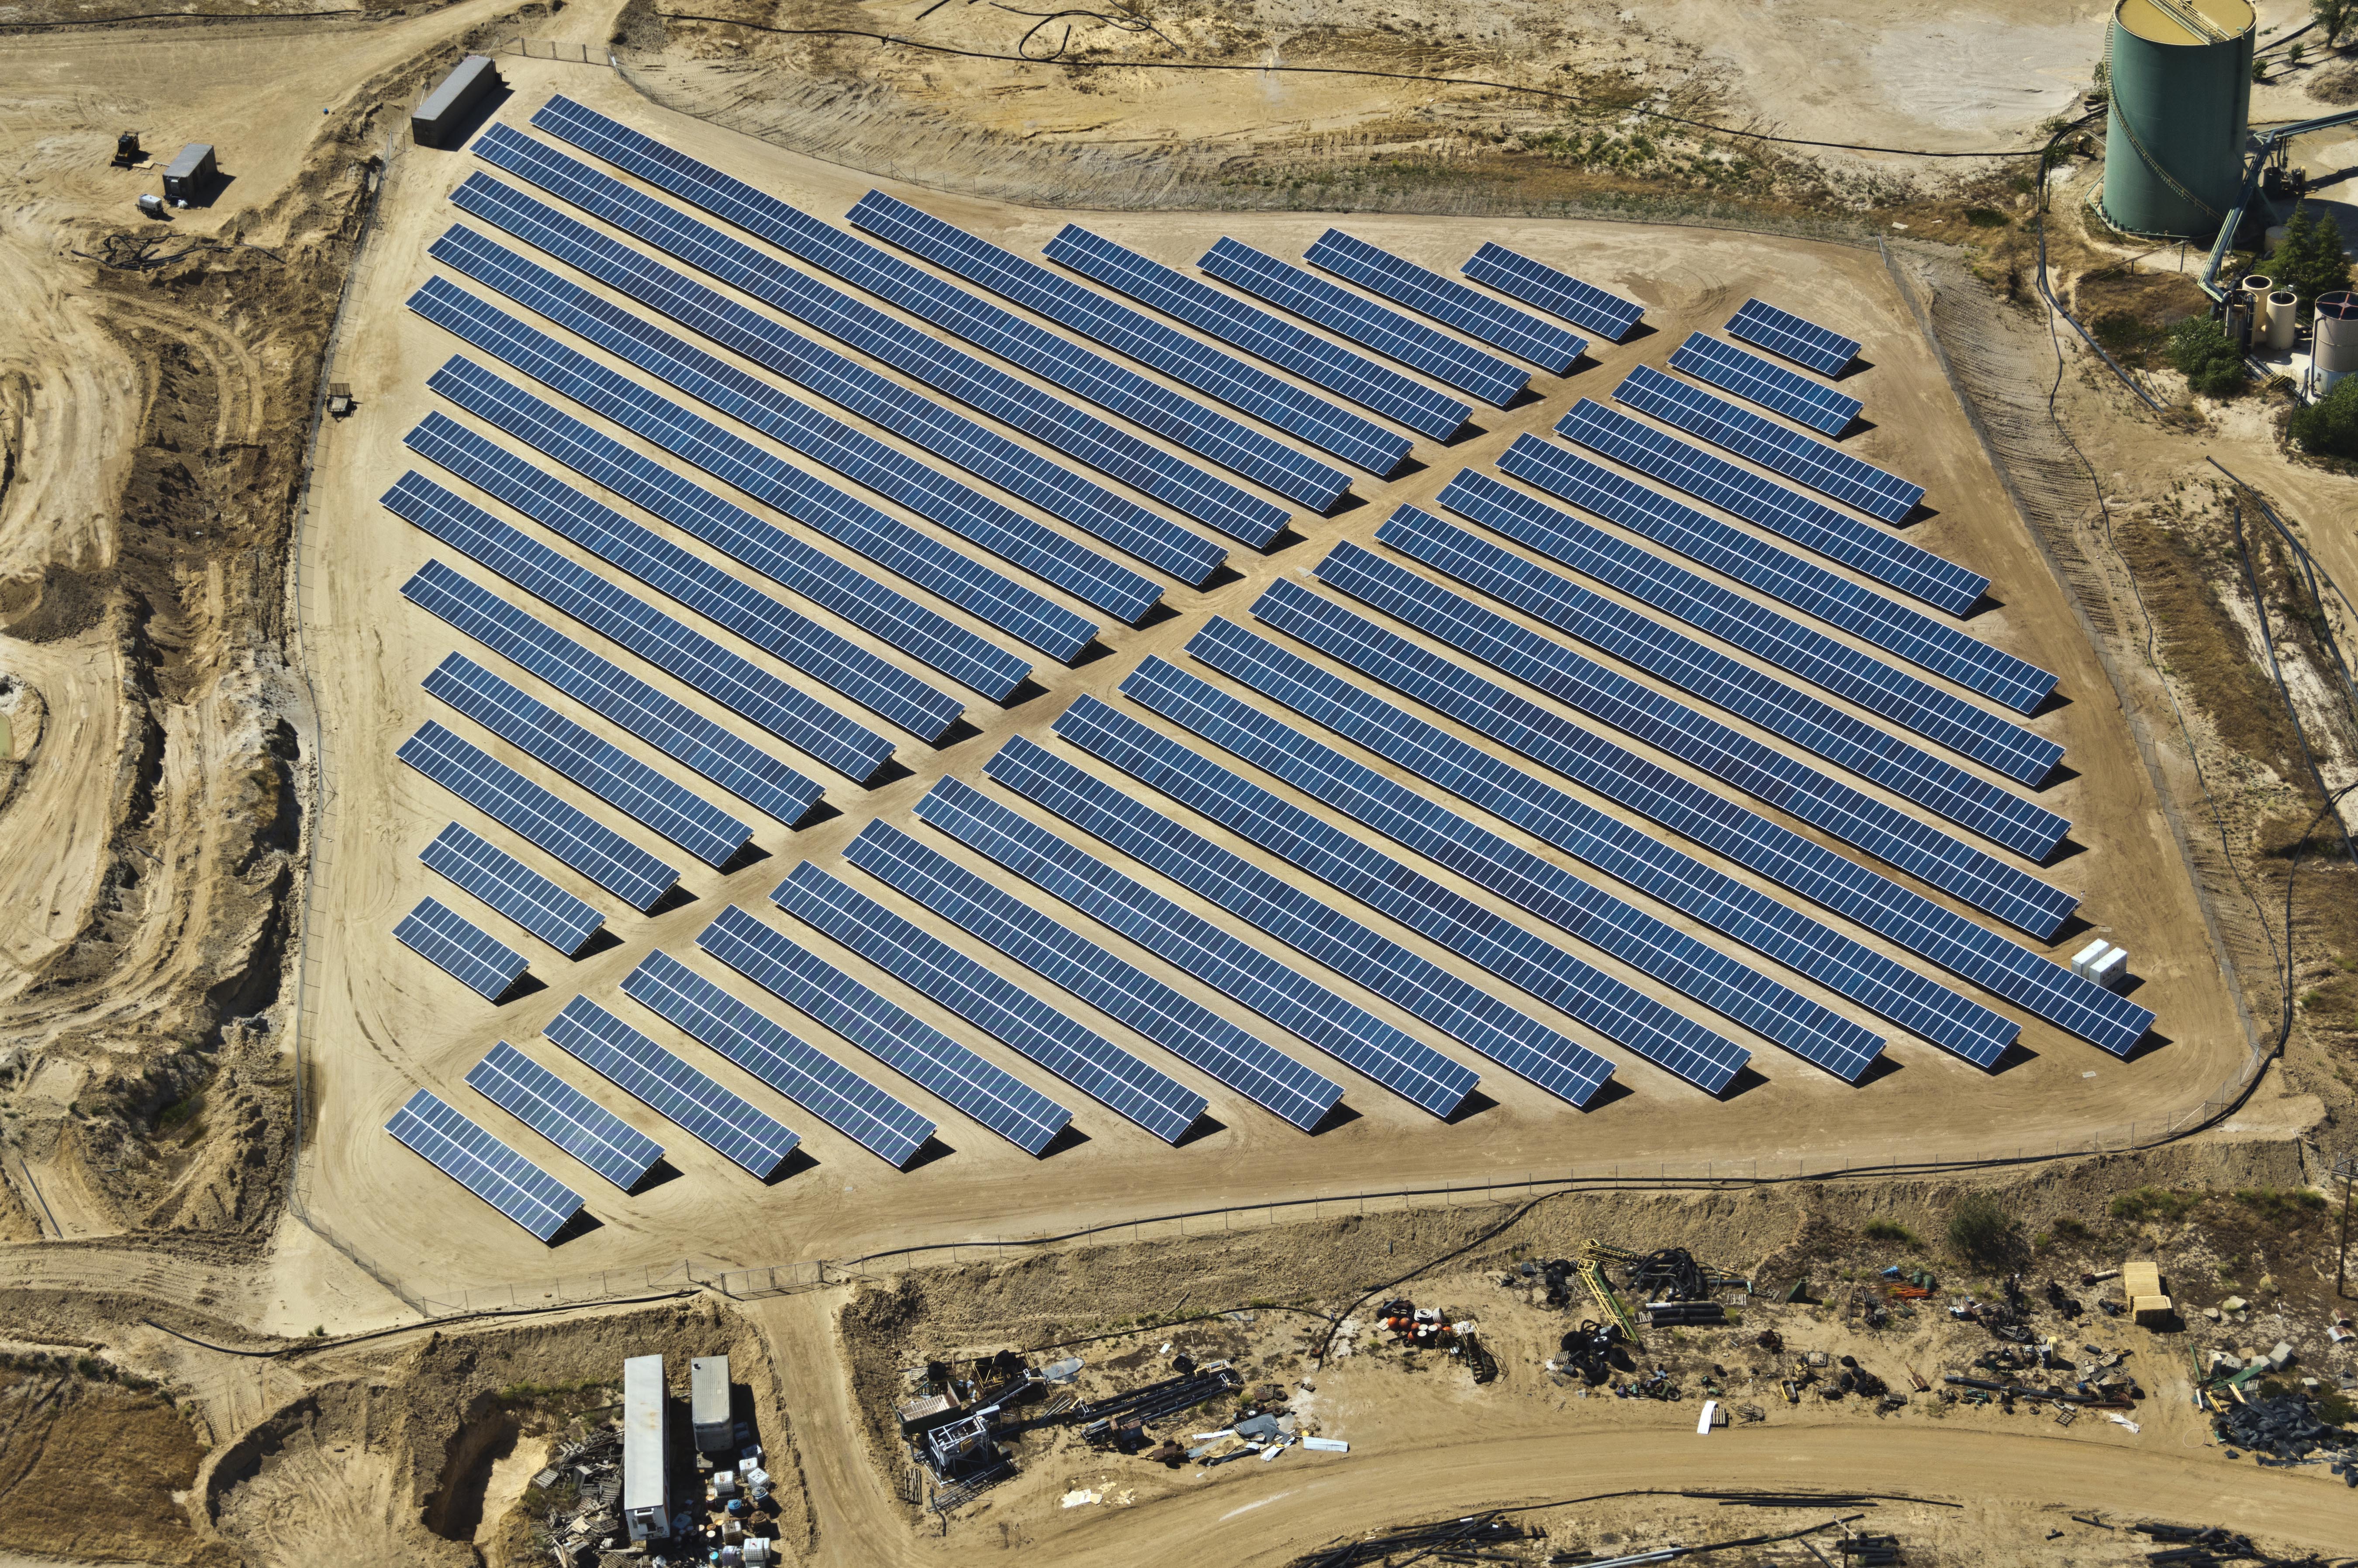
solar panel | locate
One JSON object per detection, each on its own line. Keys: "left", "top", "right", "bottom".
{"left": 1460, "top": 242, "right": 1644, "bottom": 343}
{"left": 1727, "top": 297, "right": 1860, "bottom": 376}
{"left": 620, "top": 949, "right": 937, "bottom": 1168}
{"left": 409, "top": 407, "right": 964, "bottom": 742}
{"left": 1246, "top": 587, "right": 2153, "bottom": 1055}
{"left": 1346, "top": 520, "right": 2072, "bottom": 866}
{"left": 426, "top": 653, "right": 753, "bottom": 870}
{"left": 466, "top": 1040, "right": 664, "bottom": 1191}
{"left": 383, "top": 468, "right": 887, "bottom": 785}
{"left": 694, "top": 903, "right": 1072, "bottom": 1155}
{"left": 420, "top": 820, "right": 606, "bottom": 956}
{"left": 1199, "top": 238, "right": 1529, "bottom": 407}
{"left": 1046, "top": 225, "right": 1461, "bottom": 446}
{"left": 386, "top": 1088, "right": 584, "bottom": 1240}
{"left": 1305, "top": 229, "right": 1586, "bottom": 373}
{"left": 543, "top": 994, "right": 801, "bottom": 1177}
{"left": 404, "top": 560, "right": 825, "bottom": 825}
{"left": 453, "top": 173, "right": 1234, "bottom": 580}
{"left": 422, "top": 231, "right": 1167, "bottom": 626}
{"left": 1060, "top": 693, "right": 1747, "bottom": 1095}
{"left": 1432, "top": 470, "right": 2063, "bottom": 783}
{"left": 1616, "top": 364, "right": 1923, "bottom": 522}
{"left": 842, "top": 815, "right": 1344, "bottom": 1131}
{"left": 404, "top": 290, "right": 1097, "bottom": 662}
{"left": 772, "top": 863, "right": 1207, "bottom": 1143}
{"left": 1669, "top": 333, "right": 1861, "bottom": 437}
{"left": 470, "top": 128, "right": 1298, "bottom": 555}
{"left": 1190, "top": 615, "right": 1985, "bottom": 1071}
{"left": 394, "top": 895, "right": 530, "bottom": 1000}
{"left": 426, "top": 358, "right": 1028, "bottom": 701}
{"left": 1123, "top": 653, "right": 1879, "bottom": 1074}
{"left": 1554, "top": 401, "right": 1983, "bottom": 615}
{"left": 912, "top": 774, "right": 1481, "bottom": 1117}
{"left": 1497, "top": 435, "right": 2056, "bottom": 714}
{"left": 398, "top": 720, "right": 681, "bottom": 911}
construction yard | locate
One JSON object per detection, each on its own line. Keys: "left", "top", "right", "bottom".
{"left": 2, "top": 0, "right": 2358, "bottom": 1562}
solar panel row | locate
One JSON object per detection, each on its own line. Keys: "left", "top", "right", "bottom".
{"left": 452, "top": 171, "right": 1235, "bottom": 582}
{"left": 1189, "top": 615, "right": 1993, "bottom": 1070}
{"left": 1247, "top": 587, "right": 2154, "bottom": 1054}
{"left": 1046, "top": 225, "right": 1458, "bottom": 447}
{"left": 394, "top": 895, "right": 530, "bottom": 1000}
{"left": 466, "top": 1040, "right": 664, "bottom": 1191}
{"left": 1057, "top": 693, "right": 1749, "bottom": 1094}
{"left": 1305, "top": 229, "right": 1586, "bottom": 374}
{"left": 1343, "top": 522, "right": 2071, "bottom": 870}
{"left": 387, "top": 1088, "right": 584, "bottom": 1240}
{"left": 842, "top": 815, "right": 1345, "bottom": 1131}
{"left": 384, "top": 468, "right": 890, "bottom": 784}
{"left": 545, "top": 993, "right": 801, "bottom": 1177}
{"left": 1668, "top": 333, "right": 1861, "bottom": 436}
{"left": 1199, "top": 238, "right": 1529, "bottom": 407}
{"left": 621, "top": 948, "right": 938, "bottom": 1168}
{"left": 409, "top": 405, "right": 963, "bottom": 742}
{"left": 425, "top": 230, "right": 1167, "bottom": 625}
{"left": 398, "top": 719, "right": 681, "bottom": 911}
{"left": 1435, "top": 469, "right": 2063, "bottom": 782}
{"left": 1616, "top": 364, "right": 1923, "bottom": 522}
{"left": 1122, "top": 654, "right": 1883, "bottom": 1071}
{"left": 1460, "top": 242, "right": 1645, "bottom": 342}
{"left": 772, "top": 863, "right": 1207, "bottom": 1143}
{"left": 1496, "top": 437, "right": 2055, "bottom": 714}
{"left": 1554, "top": 401, "right": 1985, "bottom": 615}
{"left": 913, "top": 774, "right": 1481, "bottom": 1116}
{"left": 1727, "top": 297, "right": 1859, "bottom": 375}
{"left": 404, "top": 560, "right": 823, "bottom": 825}
{"left": 420, "top": 820, "right": 606, "bottom": 956}
{"left": 470, "top": 127, "right": 1295, "bottom": 558}
{"left": 694, "top": 904, "right": 1073, "bottom": 1155}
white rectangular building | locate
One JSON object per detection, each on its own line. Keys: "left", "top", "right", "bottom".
{"left": 621, "top": 1354, "right": 668, "bottom": 1543}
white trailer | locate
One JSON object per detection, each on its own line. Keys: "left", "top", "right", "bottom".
{"left": 691, "top": 1354, "right": 733, "bottom": 1454}
{"left": 621, "top": 1354, "right": 668, "bottom": 1544}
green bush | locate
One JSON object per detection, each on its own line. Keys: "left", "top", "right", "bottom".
{"left": 2109, "top": 1186, "right": 2199, "bottom": 1224}
{"left": 1946, "top": 1193, "right": 2023, "bottom": 1272}
{"left": 2290, "top": 375, "right": 2358, "bottom": 459}
{"left": 1861, "top": 1218, "right": 1921, "bottom": 1249}
{"left": 1964, "top": 206, "right": 2009, "bottom": 228}
{"left": 2168, "top": 318, "right": 2249, "bottom": 397}
{"left": 2267, "top": 204, "right": 2355, "bottom": 308}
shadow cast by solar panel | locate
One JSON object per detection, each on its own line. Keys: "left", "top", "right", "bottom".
{"left": 645, "top": 883, "right": 700, "bottom": 916}
{"left": 1132, "top": 600, "right": 1183, "bottom": 629}
{"left": 544, "top": 1207, "right": 604, "bottom": 1247}
{"left": 1442, "top": 421, "right": 1491, "bottom": 448}
{"left": 1502, "top": 386, "right": 1549, "bottom": 412}
{"left": 1318, "top": 496, "right": 1365, "bottom": 523}
{"left": 858, "top": 757, "right": 917, "bottom": 790}
{"left": 2117, "top": 1028, "right": 2169, "bottom": 1063}
{"left": 1259, "top": 525, "right": 1312, "bottom": 553}
{"left": 924, "top": 718, "right": 984, "bottom": 753}
{"left": 1171, "top": 1113, "right": 1226, "bottom": 1149}
{"left": 627, "top": 1157, "right": 687, "bottom": 1195}
{"left": 1038, "top": 1122, "right": 1093, "bottom": 1159}
{"left": 1071, "top": 639, "right": 1119, "bottom": 667}
{"left": 1616, "top": 321, "right": 1660, "bottom": 345}
{"left": 1712, "top": 1064, "right": 1770, "bottom": 1102}
{"left": 1442, "top": 1088, "right": 1499, "bottom": 1125}
{"left": 2033, "top": 761, "right": 2080, "bottom": 795}
{"left": 492, "top": 971, "right": 549, "bottom": 1006}
{"left": 1578, "top": 1076, "right": 1635, "bottom": 1112}
{"left": 901, "top": 1134, "right": 959, "bottom": 1171}
{"left": 996, "top": 677, "right": 1052, "bottom": 710}
{"left": 718, "top": 839, "right": 773, "bottom": 876}
{"left": 2042, "top": 835, "right": 2089, "bottom": 868}
{"left": 1384, "top": 456, "right": 1430, "bottom": 482}
{"left": 1835, "top": 416, "right": 1877, "bottom": 439}
{"left": 1306, "top": 1099, "right": 1362, "bottom": 1136}
{"left": 1835, "top": 357, "right": 1876, "bottom": 383}
{"left": 1959, "top": 590, "right": 2006, "bottom": 620}
{"left": 765, "top": 1147, "right": 821, "bottom": 1185}
{"left": 570, "top": 926, "right": 626, "bottom": 960}
{"left": 2045, "top": 912, "right": 2096, "bottom": 948}
{"left": 1899, "top": 501, "right": 1940, "bottom": 526}
{"left": 1852, "top": 1052, "right": 1905, "bottom": 1088}
{"left": 1984, "top": 1040, "right": 2041, "bottom": 1075}
{"left": 1191, "top": 563, "right": 1249, "bottom": 593}
{"left": 789, "top": 798, "right": 843, "bottom": 832}
{"left": 2026, "top": 686, "right": 2072, "bottom": 718}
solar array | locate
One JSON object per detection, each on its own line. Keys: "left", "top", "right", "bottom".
{"left": 425, "top": 653, "right": 753, "bottom": 870}
{"left": 410, "top": 405, "right": 964, "bottom": 742}
{"left": 1433, "top": 470, "right": 2063, "bottom": 782}
{"left": 621, "top": 949, "right": 938, "bottom": 1168}
{"left": 1046, "top": 225, "right": 1461, "bottom": 447}
{"left": 406, "top": 280, "right": 1098, "bottom": 661}
{"left": 1727, "top": 297, "right": 1860, "bottom": 375}
{"left": 383, "top": 468, "right": 890, "bottom": 785}
{"left": 844, "top": 812, "right": 1346, "bottom": 1131}
{"left": 1668, "top": 333, "right": 1861, "bottom": 436}
{"left": 1123, "top": 655, "right": 1878, "bottom": 1074}
{"left": 394, "top": 895, "right": 530, "bottom": 1001}
{"left": 1057, "top": 694, "right": 1749, "bottom": 1095}
{"left": 773, "top": 863, "right": 1208, "bottom": 1143}
{"left": 471, "top": 127, "right": 1294, "bottom": 556}
{"left": 1496, "top": 437, "right": 2054, "bottom": 713}
{"left": 1200, "top": 237, "right": 1529, "bottom": 407}
{"left": 544, "top": 994, "right": 802, "bottom": 1178}
{"left": 916, "top": 771, "right": 1481, "bottom": 1117}
{"left": 1554, "top": 401, "right": 1984, "bottom": 615}
{"left": 398, "top": 720, "right": 680, "bottom": 912}
{"left": 1616, "top": 364, "right": 1923, "bottom": 522}
{"left": 420, "top": 820, "right": 606, "bottom": 956}
{"left": 404, "top": 560, "right": 822, "bottom": 825}
{"left": 1460, "top": 242, "right": 1645, "bottom": 343}
{"left": 427, "top": 358, "right": 1029, "bottom": 701}
{"left": 386, "top": 1088, "right": 584, "bottom": 1240}
{"left": 694, "top": 903, "right": 1073, "bottom": 1156}
{"left": 425, "top": 230, "right": 1167, "bottom": 626}
{"left": 1344, "top": 521, "right": 2071, "bottom": 864}
{"left": 1305, "top": 229, "right": 1586, "bottom": 374}
{"left": 466, "top": 1040, "right": 664, "bottom": 1191}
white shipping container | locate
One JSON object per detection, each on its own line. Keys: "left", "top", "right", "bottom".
{"left": 2069, "top": 939, "right": 2112, "bottom": 979}
{"left": 2089, "top": 947, "right": 2130, "bottom": 991}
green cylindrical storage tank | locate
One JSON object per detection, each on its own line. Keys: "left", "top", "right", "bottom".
{"left": 2102, "top": 0, "right": 2254, "bottom": 238}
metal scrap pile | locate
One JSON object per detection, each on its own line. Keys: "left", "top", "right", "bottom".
{"left": 1291, "top": 1509, "right": 1536, "bottom": 1566}
{"left": 2210, "top": 1393, "right": 2358, "bottom": 1478}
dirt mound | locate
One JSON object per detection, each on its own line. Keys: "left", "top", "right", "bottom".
{"left": 0, "top": 1358, "right": 231, "bottom": 1565}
